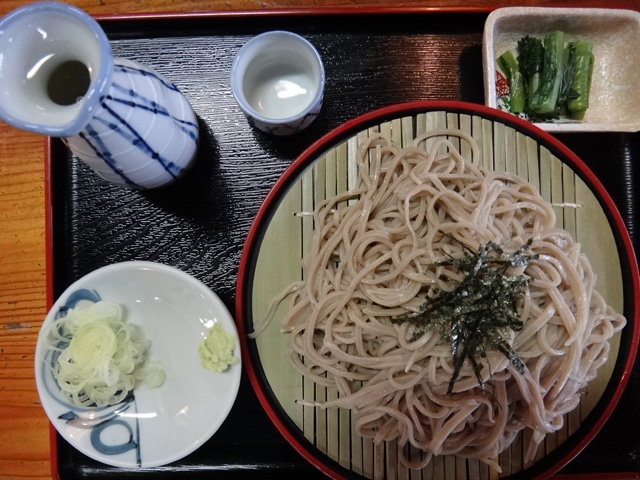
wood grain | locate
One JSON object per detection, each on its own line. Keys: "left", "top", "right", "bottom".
{"left": 0, "top": 1, "right": 634, "bottom": 480}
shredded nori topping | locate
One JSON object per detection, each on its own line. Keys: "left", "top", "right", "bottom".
{"left": 392, "top": 240, "right": 538, "bottom": 394}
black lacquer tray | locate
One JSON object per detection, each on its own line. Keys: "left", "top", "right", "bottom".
{"left": 46, "top": 8, "right": 640, "bottom": 479}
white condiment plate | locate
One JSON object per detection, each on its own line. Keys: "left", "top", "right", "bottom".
{"left": 34, "top": 261, "right": 241, "bottom": 468}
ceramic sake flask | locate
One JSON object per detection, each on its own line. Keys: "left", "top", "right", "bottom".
{"left": 0, "top": 2, "right": 199, "bottom": 189}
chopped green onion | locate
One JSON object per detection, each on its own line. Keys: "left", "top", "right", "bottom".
{"left": 41, "top": 300, "right": 164, "bottom": 407}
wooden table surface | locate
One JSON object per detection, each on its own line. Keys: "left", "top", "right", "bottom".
{"left": 0, "top": 0, "right": 635, "bottom": 479}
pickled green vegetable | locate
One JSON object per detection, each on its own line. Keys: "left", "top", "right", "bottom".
{"left": 517, "top": 35, "right": 544, "bottom": 111}
{"left": 497, "top": 50, "right": 526, "bottom": 114}
{"left": 530, "top": 31, "right": 565, "bottom": 115}
{"left": 567, "top": 41, "right": 594, "bottom": 118}
{"left": 497, "top": 32, "right": 594, "bottom": 120}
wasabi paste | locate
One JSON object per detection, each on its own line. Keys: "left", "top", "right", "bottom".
{"left": 198, "top": 323, "right": 239, "bottom": 372}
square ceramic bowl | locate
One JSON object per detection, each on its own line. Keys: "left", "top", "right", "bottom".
{"left": 483, "top": 7, "right": 640, "bottom": 132}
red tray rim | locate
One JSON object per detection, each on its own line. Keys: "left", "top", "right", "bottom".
{"left": 86, "top": 3, "right": 639, "bottom": 23}
{"left": 42, "top": 5, "right": 640, "bottom": 479}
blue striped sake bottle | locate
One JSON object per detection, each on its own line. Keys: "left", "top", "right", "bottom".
{"left": 0, "top": 2, "right": 199, "bottom": 189}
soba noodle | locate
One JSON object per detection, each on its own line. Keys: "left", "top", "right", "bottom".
{"left": 270, "top": 130, "right": 626, "bottom": 470}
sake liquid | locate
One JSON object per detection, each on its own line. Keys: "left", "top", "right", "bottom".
{"left": 47, "top": 60, "right": 91, "bottom": 106}
{"left": 26, "top": 55, "right": 91, "bottom": 106}
{"left": 245, "top": 62, "right": 316, "bottom": 120}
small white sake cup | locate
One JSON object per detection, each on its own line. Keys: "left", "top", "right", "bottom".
{"left": 231, "top": 31, "right": 325, "bottom": 136}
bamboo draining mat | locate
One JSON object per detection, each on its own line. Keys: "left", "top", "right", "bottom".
{"left": 249, "top": 110, "right": 623, "bottom": 480}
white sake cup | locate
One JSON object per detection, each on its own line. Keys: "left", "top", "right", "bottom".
{"left": 231, "top": 31, "right": 325, "bottom": 136}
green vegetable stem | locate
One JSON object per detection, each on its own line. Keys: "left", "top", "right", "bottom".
{"left": 557, "top": 42, "right": 577, "bottom": 108}
{"left": 530, "top": 31, "right": 565, "bottom": 115}
{"left": 516, "top": 35, "right": 544, "bottom": 111}
{"left": 567, "top": 41, "right": 594, "bottom": 119}
{"left": 497, "top": 50, "right": 526, "bottom": 114}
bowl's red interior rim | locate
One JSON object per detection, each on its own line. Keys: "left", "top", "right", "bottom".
{"left": 235, "top": 100, "right": 640, "bottom": 480}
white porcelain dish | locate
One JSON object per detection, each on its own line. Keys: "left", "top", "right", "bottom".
{"left": 231, "top": 30, "right": 325, "bottom": 136}
{"left": 483, "top": 7, "right": 640, "bottom": 132}
{"left": 34, "top": 261, "right": 241, "bottom": 468}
